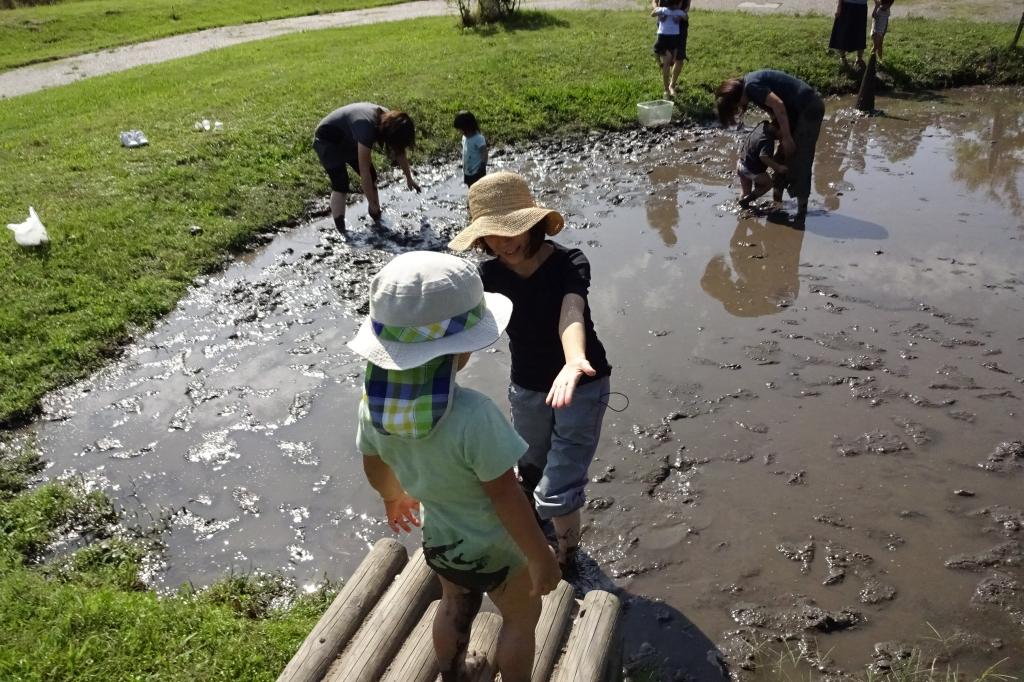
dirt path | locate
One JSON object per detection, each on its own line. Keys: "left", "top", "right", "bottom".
{"left": 1, "top": 0, "right": 1017, "bottom": 99}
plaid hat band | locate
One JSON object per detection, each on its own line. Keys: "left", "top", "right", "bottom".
{"left": 372, "top": 299, "right": 486, "bottom": 344}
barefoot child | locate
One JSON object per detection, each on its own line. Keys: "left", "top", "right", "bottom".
{"left": 871, "top": 0, "right": 894, "bottom": 62}
{"left": 737, "top": 118, "right": 788, "bottom": 207}
{"left": 454, "top": 110, "right": 489, "bottom": 187}
{"left": 449, "top": 172, "right": 613, "bottom": 581}
{"left": 650, "top": 0, "right": 689, "bottom": 98}
{"left": 350, "top": 251, "right": 561, "bottom": 682}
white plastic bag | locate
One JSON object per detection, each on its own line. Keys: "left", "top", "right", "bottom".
{"left": 7, "top": 207, "right": 49, "bottom": 247}
{"left": 120, "top": 130, "right": 149, "bottom": 148}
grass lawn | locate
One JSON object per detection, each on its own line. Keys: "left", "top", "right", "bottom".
{"left": 0, "top": 442, "right": 333, "bottom": 681}
{"left": 0, "top": 0, "right": 412, "bottom": 71}
{"left": 1, "top": 10, "right": 1023, "bottom": 427}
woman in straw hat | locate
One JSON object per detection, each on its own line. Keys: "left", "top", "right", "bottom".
{"left": 349, "top": 250, "right": 561, "bottom": 682}
{"left": 448, "top": 172, "right": 612, "bottom": 580}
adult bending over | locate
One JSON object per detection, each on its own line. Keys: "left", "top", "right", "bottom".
{"left": 715, "top": 70, "right": 825, "bottom": 224}
{"left": 312, "top": 102, "right": 421, "bottom": 230}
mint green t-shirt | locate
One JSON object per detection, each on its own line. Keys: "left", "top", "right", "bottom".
{"left": 356, "top": 385, "right": 527, "bottom": 586}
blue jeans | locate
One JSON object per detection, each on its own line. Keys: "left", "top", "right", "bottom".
{"left": 509, "top": 376, "right": 610, "bottom": 520}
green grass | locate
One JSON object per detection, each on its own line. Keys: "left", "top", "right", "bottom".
{"left": 0, "top": 0, "right": 411, "bottom": 71}
{"left": 0, "top": 440, "right": 334, "bottom": 681}
{"left": 0, "top": 10, "right": 1022, "bottom": 427}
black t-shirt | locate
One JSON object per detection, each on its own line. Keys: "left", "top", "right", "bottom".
{"left": 742, "top": 121, "right": 775, "bottom": 174}
{"left": 481, "top": 241, "right": 612, "bottom": 392}
{"left": 743, "top": 70, "right": 817, "bottom": 128}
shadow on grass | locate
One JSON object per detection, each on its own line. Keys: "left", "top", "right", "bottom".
{"left": 468, "top": 10, "right": 571, "bottom": 36}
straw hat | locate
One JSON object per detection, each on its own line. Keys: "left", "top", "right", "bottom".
{"left": 347, "top": 251, "right": 512, "bottom": 370}
{"left": 448, "top": 171, "right": 564, "bottom": 252}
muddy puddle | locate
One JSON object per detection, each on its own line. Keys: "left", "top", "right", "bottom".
{"left": 18, "top": 87, "right": 1024, "bottom": 679}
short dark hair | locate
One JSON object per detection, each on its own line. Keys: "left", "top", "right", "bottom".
{"left": 473, "top": 221, "right": 548, "bottom": 258}
{"left": 714, "top": 78, "right": 744, "bottom": 128}
{"left": 379, "top": 110, "right": 416, "bottom": 153}
{"left": 453, "top": 110, "right": 479, "bottom": 133}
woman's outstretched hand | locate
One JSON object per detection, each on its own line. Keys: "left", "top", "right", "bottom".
{"left": 383, "top": 494, "right": 421, "bottom": 533}
{"left": 546, "top": 358, "right": 597, "bottom": 408}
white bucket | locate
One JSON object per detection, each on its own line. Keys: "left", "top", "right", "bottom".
{"left": 637, "top": 100, "right": 674, "bottom": 126}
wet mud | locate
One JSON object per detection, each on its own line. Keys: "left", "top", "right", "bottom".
{"left": 15, "top": 87, "right": 1024, "bottom": 678}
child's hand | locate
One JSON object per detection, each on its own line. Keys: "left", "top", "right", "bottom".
{"left": 776, "top": 164, "right": 789, "bottom": 175}
{"left": 528, "top": 548, "right": 562, "bottom": 597}
{"left": 383, "top": 494, "right": 421, "bottom": 533}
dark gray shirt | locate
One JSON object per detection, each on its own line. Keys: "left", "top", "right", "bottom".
{"left": 313, "top": 102, "right": 384, "bottom": 166}
{"left": 742, "top": 121, "right": 774, "bottom": 175}
{"left": 743, "top": 70, "right": 817, "bottom": 127}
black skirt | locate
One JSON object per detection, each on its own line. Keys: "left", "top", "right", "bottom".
{"left": 828, "top": 1, "right": 867, "bottom": 52}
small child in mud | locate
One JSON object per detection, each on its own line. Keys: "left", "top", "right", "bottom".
{"left": 349, "top": 251, "right": 560, "bottom": 682}
{"left": 454, "top": 110, "right": 488, "bottom": 187}
{"left": 737, "top": 118, "right": 788, "bottom": 208}
{"left": 650, "top": 0, "right": 690, "bottom": 99}
{"left": 871, "top": 0, "right": 894, "bottom": 62}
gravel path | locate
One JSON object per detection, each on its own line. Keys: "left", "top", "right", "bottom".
{"left": 1, "top": 0, "right": 1017, "bottom": 99}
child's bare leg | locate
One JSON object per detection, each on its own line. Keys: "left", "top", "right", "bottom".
{"left": 744, "top": 174, "right": 773, "bottom": 203}
{"left": 872, "top": 33, "right": 884, "bottom": 60}
{"left": 434, "top": 576, "right": 483, "bottom": 682}
{"left": 488, "top": 569, "right": 542, "bottom": 682}
{"left": 669, "top": 58, "right": 683, "bottom": 92}
{"left": 660, "top": 54, "right": 672, "bottom": 97}
{"left": 739, "top": 174, "right": 753, "bottom": 200}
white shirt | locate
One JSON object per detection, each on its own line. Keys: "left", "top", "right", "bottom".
{"left": 654, "top": 7, "right": 687, "bottom": 35}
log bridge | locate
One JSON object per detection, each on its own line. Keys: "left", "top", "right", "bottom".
{"left": 278, "top": 538, "right": 622, "bottom": 682}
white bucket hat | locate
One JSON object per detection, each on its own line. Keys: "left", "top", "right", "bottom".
{"left": 347, "top": 251, "right": 512, "bottom": 370}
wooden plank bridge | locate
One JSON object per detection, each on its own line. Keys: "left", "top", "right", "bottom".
{"left": 278, "top": 538, "right": 622, "bottom": 682}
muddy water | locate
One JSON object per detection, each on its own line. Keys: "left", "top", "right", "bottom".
{"left": 22, "top": 87, "right": 1023, "bottom": 678}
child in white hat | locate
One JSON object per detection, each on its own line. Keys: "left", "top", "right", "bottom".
{"left": 348, "top": 250, "right": 560, "bottom": 682}
{"left": 448, "top": 172, "right": 613, "bottom": 581}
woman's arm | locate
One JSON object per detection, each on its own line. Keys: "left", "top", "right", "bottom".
{"left": 762, "top": 93, "right": 795, "bottom": 156}
{"left": 357, "top": 143, "right": 382, "bottom": 219}
{"left": 397, "top": 151, "right": 421, "bottom": 192}
{"left": 479, "top": 140, "right": 488, "bottom": 168}
{"left": 363, "top": 454, "right": 420, "bottom": 532}
{"left": 546, "top": 293, "right": 597, "bottom": 408}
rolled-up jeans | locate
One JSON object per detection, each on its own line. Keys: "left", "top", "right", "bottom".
{"left": 509, "top": 376, "right": 610, "bottom": 520}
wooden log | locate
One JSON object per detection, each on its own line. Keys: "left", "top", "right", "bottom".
{"left": 532, "top": 580, "right": 576, "bottom": 682}
{"left": 551, "top": 590, "right": 622, "bottom": 682}
{"left": 380, "top": 601, "right": 440, "bottom": 682}
{"left": 464, "top": 611, "right": 502, "bottom": 682}
{"left": 325, "top": 547, "right": 441, "bottom": 682}
{"left": 277, "top": 538, "right": 408, "bottom": 682}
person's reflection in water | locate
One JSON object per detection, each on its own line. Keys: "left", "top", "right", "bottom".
{"left": 645, "top": 167, "right": 681, "bottom": 246}
{"left": 700, "top": 216, "right": 806, "bottom": 317}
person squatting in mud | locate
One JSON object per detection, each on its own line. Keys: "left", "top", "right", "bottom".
{"left": 716, "top": 69, "right": 825, "bottom": 224}
{"left": 312, "top": 102, "right": 421, "bottom": 231}
{"left": 448, "top": 172, "right": 613, "bottom": 580}
{"left": 349, "top": 251, "right": 561, "bottom": 682}
{"left": 736, "top": 117, "right": 788, "bottom": 207}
